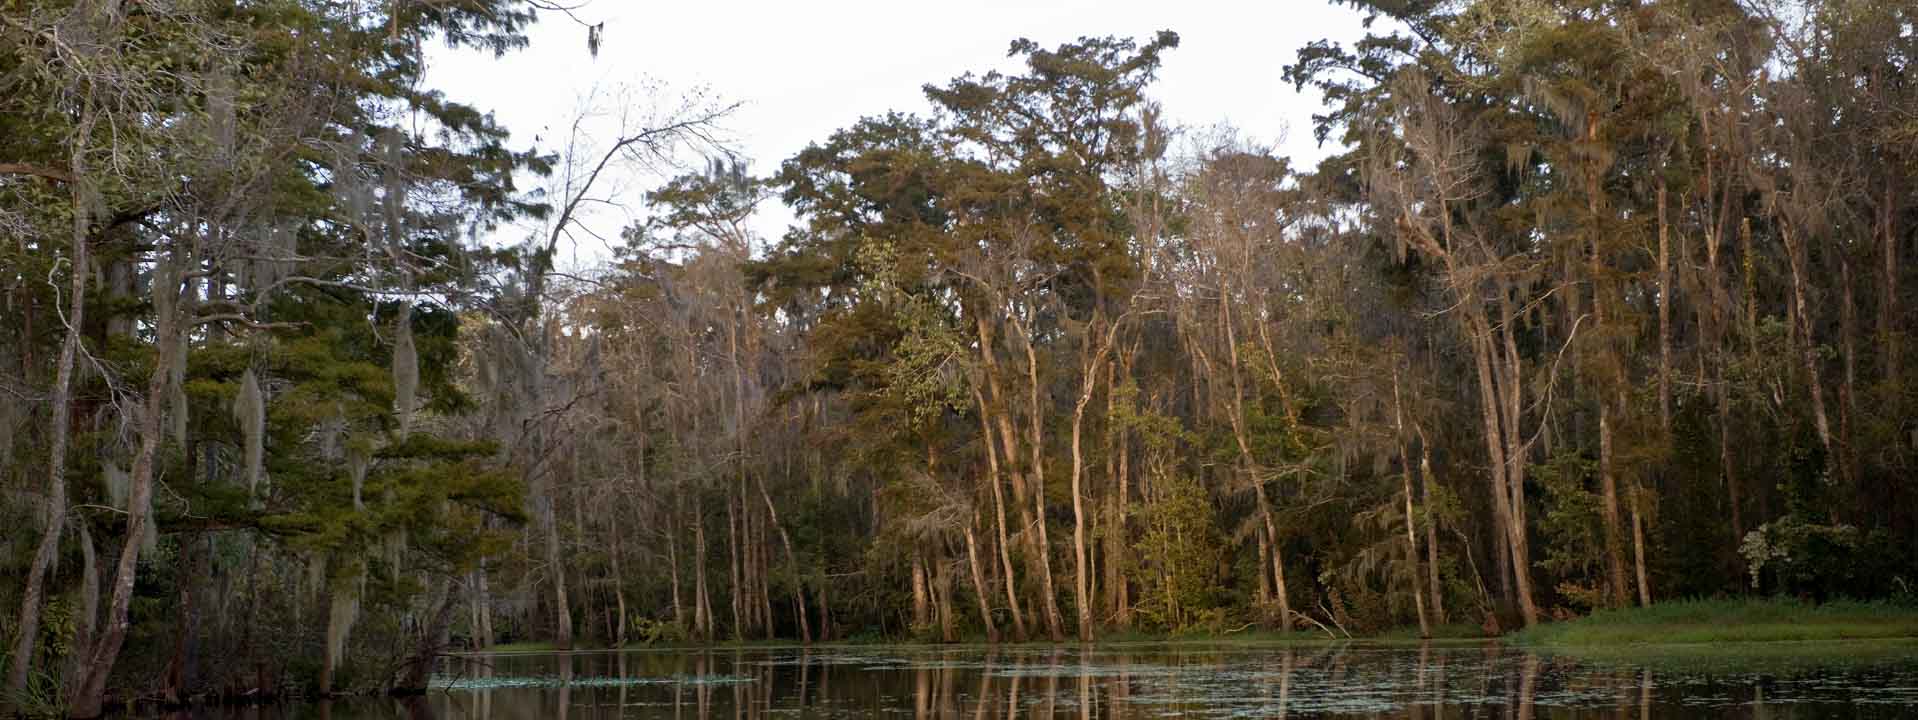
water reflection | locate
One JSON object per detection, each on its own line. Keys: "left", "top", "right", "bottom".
{"left": 171, "top": 641, "right": 1918, "bottom": 719}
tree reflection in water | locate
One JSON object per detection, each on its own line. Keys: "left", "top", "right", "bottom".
{"left": 165, "top": 643, "right": 1918, "bottom": 719}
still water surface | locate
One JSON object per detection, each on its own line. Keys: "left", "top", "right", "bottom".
{"left": 176, "top": 642, "right": 1918, "bottom": 718}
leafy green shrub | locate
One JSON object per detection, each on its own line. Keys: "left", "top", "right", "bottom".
{"left": 1740, "top": 517, "right": 1904, "bottom": 599}
{"left": 628, "top": 616, "right": 688, "bottom": 645}
{"left": 1133, "top": 465, "right": 1223, "bottom": 632}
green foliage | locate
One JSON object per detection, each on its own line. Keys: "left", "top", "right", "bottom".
{"left": 1737, "top": 518, "right": 1906, "bottom": 600}
{"left": 1534, "top": 450, "right": 1605, "bottom": 611}
{"left": 1133, "top": 464, "right": 1223, "bottom": 632}
{"left": 628, "top": 616, "right": 690, "bottom": 646}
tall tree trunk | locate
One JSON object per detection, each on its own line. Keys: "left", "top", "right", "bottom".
{"left": 1112, "top": 350, "right": 1134, "bottom": 626}
{"left": 911, "top": 551, "right": 930, "bottom": 631}
{"left": 1839, "top": 251, "right": 1860, "bottom": 519}
{"left": 1067, "top": 311, "right": 1118, "bottom": 643}
{"left": 1599, "top": 407, "right": 1629, "bottom": 608}
{"left": 1468, "top": 307, "right": 1538, "bottom": 627}
{"left": 1631, "top": 483, "right": 1651, "bottom": 607}
{"left": 1494, "top": 298, "right": 1542, "bottom": 628}
{"left": 757, "top": 510, "right": 774, "bottom": 638}
{"left": 972, "top": 386, "right": 1028, "bottom": 641}
{"left": 1415, "top": 422, "right": 1445, "bottom": 623}
{"left": 668, "top": 504, "right": 684, "bottom": 629}
{"left": 975, "top": 316, "right": 1053, "bottom": 639}
{"left": 963, "top": 517, "right": 999, "bottom": 642}
{"left": 753, "top": 472, "right": 811, "bottom": 643}
{"left": 1393, "top": 370, "right": 1430, "bottom": 638}
{"left": 1589, "top": 182, "right": 1629, "bottom": 610}
{"left": 814, "top": 578, "right": 833, "bottom": 642}
{"left": 974, "top": 389, "right": 1035, "bottom": 641}
{"left": 70, "top": 248, "right": 175, "bottom": 719}
{"left": 1102, "top": 357, "right": 1124, "bottom": 628}
{"left": 1696, "top": 174, "right": 1747, "bottom": 557}
{"left": 6, "top": 140, "right": 89, "bottom": 699}
{"left": 1020, "top": 324, "right": 1066, "bottom": 642}
{"left": 65, "top": 519, "right": 98, "bottom": 694}
{"left": 693, "top": 497, "right": 712, "bottom": 642}
{"left": 1743, "top": 219, "right": 1758, "bottom": 347}
{"left": 1781, "top": 226, "right": 1835, "bottom": 460}
{"left": 569, "top": 477, "right": 590, "bottom": 646}
{"left": 162, "top": 534, "right": 205, "bottom": 703}
{"left": 1467, "top": 320, "right": 1514, "bottom": 612}
{"left": 1658, "top": 182, "right": 1673, "bottom": 434}
{"left": 609, "top": 502, "right": 628, "bottom": 646}
{"left": 545, "top": 483, "right": 573, "bottom": 650}
{"left": 933, "top": 553, "right": 957, "bottom": 643}
{"left": 1222, "top": 288, "right": 1289, "bottom": 630}
{"left": 1882, "top": 183, "right": 1901, "bottom": 387}
{"left": 726, "top": 490, "right": 743, "bottom": 640}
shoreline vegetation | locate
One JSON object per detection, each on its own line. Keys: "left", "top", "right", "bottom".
{"left": 475, "top": 598, "right": 1918, "bottom": 654}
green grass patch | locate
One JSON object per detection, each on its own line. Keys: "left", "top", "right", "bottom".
{"left": 1511, "top": 597, "right": 1918, "bottom": 647}
{"left": 484, "top": 641, "right": 561, "bottom": 653}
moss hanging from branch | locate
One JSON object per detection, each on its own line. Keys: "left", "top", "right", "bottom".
{"left": 233, "top": 367, "right": 265, "bottom": 498}
{"left": 380, "top": 127, "right": 407, "bottom": 251}
{"left": 394, "top": 303, "right": 418, "bottom": 439}
{"left": 104, "top": 461, "right": 158, "bottom": 559}
{"left": 325, "top": 583, "right": 361, "bottom": 676}
{"left": 349, "top": 447, "right": 369, "bottom": 513}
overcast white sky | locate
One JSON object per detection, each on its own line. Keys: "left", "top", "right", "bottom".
{"left": 424, "top": 0, "right": 1372, "bottom": 268}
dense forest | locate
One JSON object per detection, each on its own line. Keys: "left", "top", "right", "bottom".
{"left": 3, "top": 0, "right": 1916, "bottom": 714}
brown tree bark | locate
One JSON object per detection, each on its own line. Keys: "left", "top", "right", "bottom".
{"left": 1780, "top": 225, "right": 1836, "bottom": 460}
{"left": 963, "top": 517, "right": 999, "bottom": 642}
{"left": 1392, "top": 370, "right": 1431, "bottom": 638}
{"left": 1600, "top": 407, "right": 1629, "bottom": 608}
{"left": 1415, "top": 422, "right": 1445, "bottom": 623}
{"left": 754, "top": 472, "right": 811, "bottom": 643}
{"left": 609, "top": 499, "right": 628, "bottom": 646}
{"left": 667, "top": 502, "right": 684, "bottom": 629}
{"left": 911, "top": 551, "right": 930, "bottom": 631}
{"left": 1067, "top": 309, "right": 1123, "bottom": 642}
{"left": 1882, "top": 183, "right": 1901, "bottom": 387}
{"left": 1015, "top": 317, "right": 1067, "bottom": 641}
{"left": 69, "top": 248, "right": 176, "bottom": 719}
{"left": 971, "top": 385, "right": 1028, "bottom": 640}
{"left": 1839, "top": 251, "right": 1860, "bottom": 517}
{"left": 6, "top": 135, "right": 89, "bottom": 699}
{"left": 1494, "top": 296, "right": 1542, "bottom": 628}
{"left": 693, "top": 496, "right": 713, "bottom": 641}
{"left": 726, "top": 490, "right": 744, "bottom": 640}
{"left": 1112, "top": 350, "right": 1135, "bottom": 626}
{"left": 1222, "top": 285, "right": 1289, "bottom": 629}
{"left": 1658, "top": 182, "right": 1673, "bottom": 434}
{"left": 974, "top": 314, "right": 1057, "bottom": 639}
{"left": 1632, "top": 483, "right": 1652, "bottom": 607}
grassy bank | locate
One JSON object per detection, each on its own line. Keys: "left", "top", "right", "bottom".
{"left": 476, "top": 600, "right": 1918, "bottom": 654}
{"left": 1512, "top": 598, "right": 1918, "bottom": 646}
{"left": 469, "top": 622, "right": 1491, "bottom": 654}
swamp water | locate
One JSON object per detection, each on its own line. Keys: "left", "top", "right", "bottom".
{"left": 166, "top": 642, "right": 1918, "bottom": 719}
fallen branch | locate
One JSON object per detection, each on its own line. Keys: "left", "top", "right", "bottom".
{"left": 1288, "top": 610, "right": 1338, "bottom": 640}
